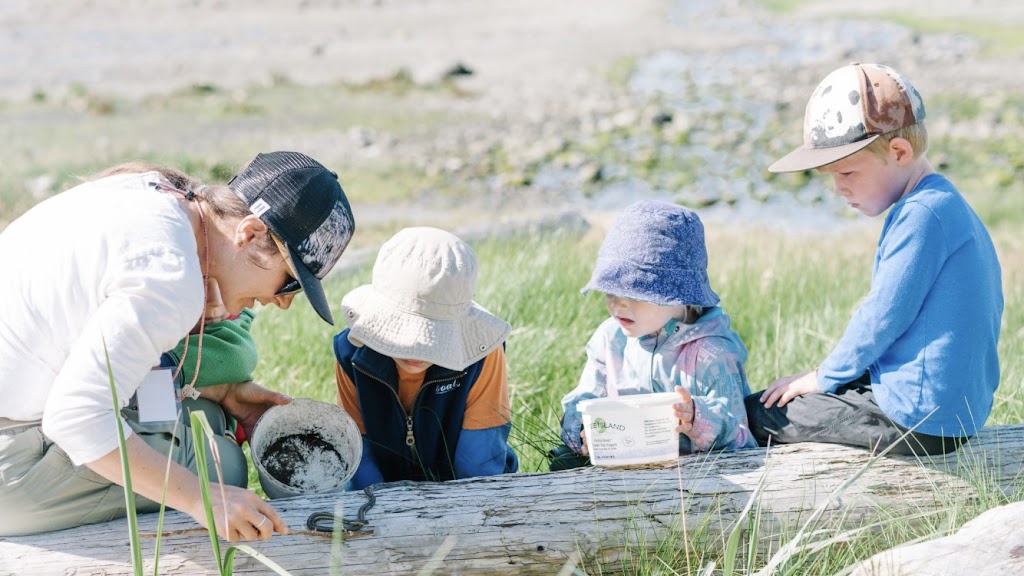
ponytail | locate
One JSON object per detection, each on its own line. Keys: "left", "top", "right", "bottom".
{"left": 84, "top": 161, "right": 279, "bottom": 266}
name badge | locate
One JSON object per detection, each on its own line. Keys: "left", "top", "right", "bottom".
{"left": 137, "top": 367, "right": 179, "bottom": 423}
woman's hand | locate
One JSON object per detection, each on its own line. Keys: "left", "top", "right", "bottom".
{"left": 89, "top": 435, "right": 288, "bottom": 542}
{"left": 199, "top": 381, "right": 291, "bottom": 440}
{"left": 188, "top": 483, "right": 288, "bottom": 541}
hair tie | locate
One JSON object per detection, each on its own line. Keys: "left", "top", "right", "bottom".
{"left": 185, "top": 184, "right": 209, "bottom": 202}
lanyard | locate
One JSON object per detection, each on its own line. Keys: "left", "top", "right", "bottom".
{"left": 151, "top": 180, "right": 208, "bottom": 401}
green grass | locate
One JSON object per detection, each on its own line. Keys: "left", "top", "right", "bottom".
{"left": 0, "top": 80, "right": 475, "bottom": 226}
{"left": 756, "top": 0, "right": 815, "bottom": 14}
{"left": 755, "top": 2, "right": 1024, "bottom": 56}
{"left": 880, "top": 13, "right": 1024, "bottom": 56}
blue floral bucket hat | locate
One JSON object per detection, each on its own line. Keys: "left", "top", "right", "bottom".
{"left": 582, "top": 200, "right": 720, "bottom": 307}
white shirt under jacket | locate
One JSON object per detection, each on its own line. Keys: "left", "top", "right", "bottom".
{"left": 0, "top": 171, "right": 204, "bottom": 465}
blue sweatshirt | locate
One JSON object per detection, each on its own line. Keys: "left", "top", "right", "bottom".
{"left": 817, "top": 174, "right": 1003, "bottom": 437}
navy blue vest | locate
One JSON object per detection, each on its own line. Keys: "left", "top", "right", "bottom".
{"left": 334, "top": 330, "right": 487, "bottom": 482}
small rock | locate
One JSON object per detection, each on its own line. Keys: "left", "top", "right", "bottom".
{"left": 576, "top": 163, "right": 604, "bottom": 185}
{"left": 441, "top": 62, "right": 474, "bottom": 80}
{"left": 28, "top": 175, "right": 55, "bottom": 201}
{"left": 443, "top": 157, "right": 465, "bottom": 172}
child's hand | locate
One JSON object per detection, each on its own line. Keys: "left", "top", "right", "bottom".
{"left": 674, "top": 386, "right": 695, "bottom": 434}
{"left": 579, "top": 428, "right": 589, "bottom": 456}
{"left": 759, "top": 369, "right": 819, "bottom": 408}
{"left": 202, "top": 381, "right": 292, "bottom": 440}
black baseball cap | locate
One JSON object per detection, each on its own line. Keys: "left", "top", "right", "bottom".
{"left": 228, "top": 151, "right": 355, "bottom": 324}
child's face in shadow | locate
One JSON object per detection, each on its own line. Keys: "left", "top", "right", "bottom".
{"left": 394, "top": 358, "right": 433, "bottom": 374}
{"left": 605, "top": 294, "right": 688, "bottom": 338}
{"left": 818, "top": 146, "right": 909, "bottom": 217}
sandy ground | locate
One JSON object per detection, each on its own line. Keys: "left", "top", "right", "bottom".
{"left": 5, "top": 0, "right": 1021, "bottom": 109}
{"left": 1, "top": 0, "right": 675, "bottom": 110}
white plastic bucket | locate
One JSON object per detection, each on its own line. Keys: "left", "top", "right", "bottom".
{"left": 577, "top": 392, "right": 680, "bottom": 466}
{"left": 250, "top": 398, "right": 362, "bottom": 499}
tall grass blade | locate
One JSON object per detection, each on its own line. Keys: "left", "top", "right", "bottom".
{"left": 555, "top": 551, "right": 583, "bottom": 576}
{"left": 722, "top": 445, "right": 770, "bottom": 575}
{"left": 753, "top": 416, "right": 934, "bottom": 576}
{"left": 151, "top": 416, "right": 181, "bottom": 576}
{"left": 655, "top": 555, "right": 686, "bottom": 575}
{"left": 189, "top": 410, "right": 225, "bottom": 572}
{"left": 103, "top": 337, "right": 144, "bottom": 576}
{"left": 224, "top": 545, "right": 292, "bottom": 575}
{"left": 674, "top": 460, "right": 692, "bottom": 571}
{"left": 190, "top": 410, "right": 295, "bottom": 576}
{"left": 330, "top": 500, "right": 345, "bottom": 575}
{"left": 416, "top": 535, "right": 457, "bottom": 576}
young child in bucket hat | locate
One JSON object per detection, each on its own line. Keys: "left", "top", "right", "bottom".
{"left": 551, "top": 200, "right": 757, "bottom": 470}
{"left": 333, "top": 227, "right": 518, "bottom": 489}
{"left": 744, "top": 63, "right": 1003, "bottom": 455}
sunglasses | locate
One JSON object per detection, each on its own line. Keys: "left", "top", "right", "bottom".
{"left": 276, "top": 274, "right": 302, "bottom": 297}
{"left": 271, "top": 236, "right": 303, "bottom": 297}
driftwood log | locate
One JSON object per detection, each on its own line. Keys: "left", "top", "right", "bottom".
{"left": 849, "top": 500, "right": 1024, "bottom": 576}
{"left": 1, "top": 424, "right": 1023, "bottom": 575}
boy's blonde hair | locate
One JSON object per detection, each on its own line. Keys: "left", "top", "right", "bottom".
{"left": 862, "top": 122, "right": 929, "bottom": 161}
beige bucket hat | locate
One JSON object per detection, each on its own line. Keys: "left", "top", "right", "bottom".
{"left": 341, "top": 227, "right": 511, "bottom": 371}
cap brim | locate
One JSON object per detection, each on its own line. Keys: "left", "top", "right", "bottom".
{"left": 286, "top": 243, "right": 334, "bottom": 325}
{"left": 768, "top": 135, "right": 880, "bottom": 173}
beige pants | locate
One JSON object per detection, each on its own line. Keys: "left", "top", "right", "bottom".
{"left": 0, "top": 399, "right": 248, "bottom": 537}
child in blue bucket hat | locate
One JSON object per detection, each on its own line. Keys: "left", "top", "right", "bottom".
{"left": 550, "top": 200, "right": 757, "bottom": 470}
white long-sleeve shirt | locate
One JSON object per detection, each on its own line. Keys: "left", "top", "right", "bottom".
{"left": 0, "top": 171, "right": 204, "bottom": 465}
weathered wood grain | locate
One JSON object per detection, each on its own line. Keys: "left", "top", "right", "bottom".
{"left": 2, "top": 424, "right": 1023, "bottom": 575}
{"left": 849, "top": 500, "right": 1024, "bottom": 576}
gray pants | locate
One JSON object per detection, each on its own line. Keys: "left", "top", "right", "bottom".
{"left": 0, "top": 399, "right": 248, "bottom": 537}
{"left": 743, "top": 373, "right": 968, "bottom": 456}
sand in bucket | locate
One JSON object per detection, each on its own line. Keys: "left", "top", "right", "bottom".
{"left": 251, "top": 398, "right": 361, "bottom": 499}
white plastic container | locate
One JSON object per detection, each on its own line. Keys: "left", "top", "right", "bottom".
{"left": 577, "top": 392, "right": 680, "bottom": 466}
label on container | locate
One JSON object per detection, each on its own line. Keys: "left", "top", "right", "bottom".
{"left": 582, "top": 404, "right": 679, "bottom": 466}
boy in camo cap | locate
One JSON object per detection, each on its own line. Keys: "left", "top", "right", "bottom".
{"left": 745, "top": 63, "right": 1003, "bottom": 455}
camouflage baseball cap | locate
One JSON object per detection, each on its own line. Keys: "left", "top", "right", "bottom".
{"left": 769, "top": 63, "right": 926, "bottom": 173}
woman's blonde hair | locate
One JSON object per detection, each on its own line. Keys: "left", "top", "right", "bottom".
{"left": 85, "top": 162, "right": 280, "bottom": 265}
{"left": 862, "top": 122, "right": 929, "bottom": 161}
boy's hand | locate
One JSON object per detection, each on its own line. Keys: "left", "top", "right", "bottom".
{"left": 759, "top": 369, "right": 820, "bottom": 408}
{"left": 674, "top": 386, "right": 695, "bottom": 434}
{"left": 578, "top": 428, "right": 589, "bottom": 456}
